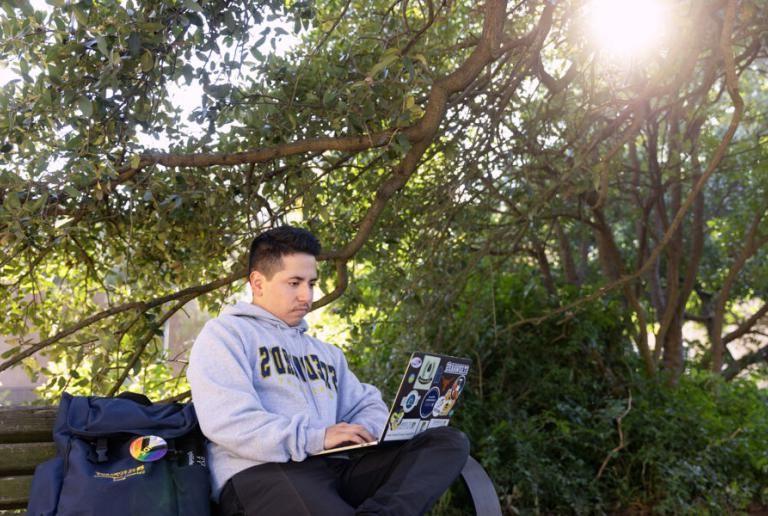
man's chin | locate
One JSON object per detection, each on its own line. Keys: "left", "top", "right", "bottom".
{"left": 287, "top": 314, "right": 306, "bottom": 326}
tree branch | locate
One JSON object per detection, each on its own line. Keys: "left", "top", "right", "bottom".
{"left": 722, "top": 343, "right": 768, "bottom": 381}
{"left": 723, "top": 301, "right": 768, "bottom": 346}
{"left": 0, "top": 269, "right": 244, "bottom": 373}
{"left": 106, "top": 293, "right": 198, "bottom": 397}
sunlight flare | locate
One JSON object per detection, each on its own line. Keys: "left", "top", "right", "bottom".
{"left": 586, "top": 0, "right": 668, "bottom": 59}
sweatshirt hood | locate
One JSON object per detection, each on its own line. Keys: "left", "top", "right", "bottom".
{"left": 221, "top": 301, "right": 309, "bottom": 333}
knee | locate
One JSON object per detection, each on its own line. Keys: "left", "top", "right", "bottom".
{"left": 419, "top": 427, "right": 470, "bottom": 458}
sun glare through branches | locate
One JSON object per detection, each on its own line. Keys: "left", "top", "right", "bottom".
{"left": 586, "top": 0, "right": 669, "bottom": 60}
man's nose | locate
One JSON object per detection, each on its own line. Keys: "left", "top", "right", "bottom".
{"left": 298, "top": 284, "right": 312, "bottom": 303}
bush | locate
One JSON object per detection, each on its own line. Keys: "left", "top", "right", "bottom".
{"left": 347, "top": 269, "right": 768, "bottom": 514}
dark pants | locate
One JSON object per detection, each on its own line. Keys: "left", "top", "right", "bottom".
{"left": 218, "top": 427, "right": 470, "bottom": 516}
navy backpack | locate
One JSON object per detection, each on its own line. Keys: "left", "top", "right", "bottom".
{"left": 27, "top": 392, "right": 211, "bottom": 516}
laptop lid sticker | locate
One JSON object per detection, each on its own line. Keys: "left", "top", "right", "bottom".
{"left": 400, "top": 390, "right": 422, "bottom": 414}
{"left": 419, "top": 387, "right": 440, "bottom": 418}
{"left": 414, "top": 355, "right": 440, "bottom": 389}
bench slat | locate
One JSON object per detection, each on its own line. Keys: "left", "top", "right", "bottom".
{"left": 0, "top": 443, "right": 56, "bottom": 475}
{"left": 0, "top": 476, "right": 32, "bottom": 510}
{"left": 0, "top": 407, "right": 57, "bottom": 443}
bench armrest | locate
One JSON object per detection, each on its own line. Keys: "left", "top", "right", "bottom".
{"left": 460, "top": 455, "right": 502, "bottom": 516}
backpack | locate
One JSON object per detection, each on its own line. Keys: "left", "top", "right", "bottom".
{"left": 27, "top": 392, "right": 211, "bottom": 516}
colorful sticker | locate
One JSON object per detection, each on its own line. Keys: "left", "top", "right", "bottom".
{"left": 428, "top": 374, "right": 466, "bottom": 417}
{"left": 438, "top": 374, "right": 465, "bottom": 400}
{"left": 414, "top": 355, "right": 440, "bottom": 389}
{"left": 129, "top": 435, "right": 168, "bottom": 462}
{"left": 407, "top": 373, "right": 416, "bottom": 384}
{"left": 419, "top": 386, "right": 440, "bottom": 418}
{"left": 451, "top": 376, "right": 466, "bottom": 397}
{"left": 416, "top": 419, "right": 430, "bottom": 434}
{"left": 410, "top": 356, "right": 423, "bottom": 368}
{"left": 433, "top": 395, "right": 457, "bottom": 417}
{"left": 400, "top": 390, "right": 422, "bottom": 413}
{"left": 384, "top": 418, "right": 420, "bottom": 441}
{"left": 432, "top": 396, "right": 446, "bottom": 417}
{"left": 389, "top": 410, "right": 405, "bottom": 431}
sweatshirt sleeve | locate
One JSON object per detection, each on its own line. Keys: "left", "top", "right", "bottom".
{"left": 187, "top": 320, "right": 326, "bottom": 461}
{"left": 333, "top": 349, "right": 390, "bottom": 437}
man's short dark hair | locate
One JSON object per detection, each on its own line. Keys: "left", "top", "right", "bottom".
{"left": 248, "top": 226, "right": 321, "bottom": 279}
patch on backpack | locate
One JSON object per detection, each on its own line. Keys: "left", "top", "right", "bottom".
{"left": 130, "top": 435, "right": 168, "bottom": 462}
{"left": 94, "top": 465, "right": 146, "bottom": 482}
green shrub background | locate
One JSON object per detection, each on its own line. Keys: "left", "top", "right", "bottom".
{"left": 345, "top": 271, "right": 768, "bottom": 514}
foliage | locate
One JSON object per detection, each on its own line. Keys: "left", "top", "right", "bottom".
{"left": 2, "top": 0, "right": 768, "bottom": 390}
{"left": 343, "top": 265, "right": 768, "bottom": 514}
{"left": 2, "top": 0, "right": 768, "bottom": 511}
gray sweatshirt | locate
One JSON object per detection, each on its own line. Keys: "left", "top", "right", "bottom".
{"left": 187, "top": 301, "right": 389, "bottom": 499}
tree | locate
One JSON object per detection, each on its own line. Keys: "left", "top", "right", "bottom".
{"left": 1, "top": 0, "right": 766, "bottom": 399}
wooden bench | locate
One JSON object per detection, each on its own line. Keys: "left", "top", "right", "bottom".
{"left": 0, "top": 407, "right": 501, "bottom": 515}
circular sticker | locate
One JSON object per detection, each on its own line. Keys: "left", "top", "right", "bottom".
{"left": 130, "top": 435, "right": 168, "bottom": 462}
{"left": 435, "top": 396, "right": 455, "bottom": 417}
{"left": 419, "top": 387, "right": 440, "bottom": 418}
{"left": 407, "top": 373, "right": 416, "bottom": 384}
{"left": 410, "top": 356, "right": 423, "bottom": 368}
{"left": 432, "top": 396, "right": 446, "bottom": 417}
{"left": 400, "top": 390, "right": 422, "bottom": 413}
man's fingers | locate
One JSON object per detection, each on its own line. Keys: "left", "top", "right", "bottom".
{"left": 323, "top": 423, "right": 377, "bottom": 449}
{"left": 341, "top": 429, "right": 366, "bottom": 444}
{"left": 345, "top": 424, "right": 375, "bottom": 442}
{"left": 357, "top": 428, "right": 375, "bottom": 442}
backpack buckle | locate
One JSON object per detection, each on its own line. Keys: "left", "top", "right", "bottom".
{"left": 95, "top": 438, "right": 108, "bottom": 463}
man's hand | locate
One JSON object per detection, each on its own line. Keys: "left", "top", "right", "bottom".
{"left": 323, "top": 422, "right": 376, "bottom": 450}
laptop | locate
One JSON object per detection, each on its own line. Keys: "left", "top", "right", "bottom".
{"left": 313, "top": 352, "right": 471, "bottom": 455}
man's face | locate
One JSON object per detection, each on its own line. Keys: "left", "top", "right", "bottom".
{"left": 249, "top": 253, "right": 317, "bottom": 327}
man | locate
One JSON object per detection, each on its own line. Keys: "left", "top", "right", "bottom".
{"left": 188, "top": 226, "right": 469, "bottom": 515}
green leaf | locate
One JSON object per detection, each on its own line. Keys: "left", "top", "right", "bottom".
{"left": 3, "top": 192, "right": 20, "bottom": 210}
{"left": 139, "top": 22, "right": 165, "bottom": 32}
{"left": 183, "top": 0, "right": 203, "bottom": 13}
{"left": 127, "top": 32, "right": 142, "bottom": 57}
{"left": 187, "top": 12, "right": 203, "bottom": 26}
{"left": 322, "top": 89, "right": 337, "bottom": 108}
{"left": 368, "top": 53, "right": 400, "bottom": 79}
{"left": 95, "top": 35, "right": 108, "bottom": 57}
{"left": 0, "top": 346, "right": 20, "bottom": 359}
{"left": 413, "top": 53, "right": 428, "bottom": 69}
{"left": 181, "top": 64, "right": 194, "bottom": 84}
{"left": 78, "top": 96, "right": 93, "bottom": 117}
{"left": 140, "top": 51, "right": 154, "bottom": 73}
{"left": 130, "top": 154, "right": 141, "bottom": 169}
{"left": 73, "top": 6, "right": 88, "bottom": 26}
{"left": 17, "top": 0, "right": 34, "bottom": 16}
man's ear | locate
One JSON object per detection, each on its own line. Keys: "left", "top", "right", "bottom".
{"left": 249, "top": 270, "right": 264, "bottom": 297}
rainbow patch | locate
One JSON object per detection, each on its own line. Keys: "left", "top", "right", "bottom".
{"left": 129, "top": 435, "right": 168, "bottom": 462}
